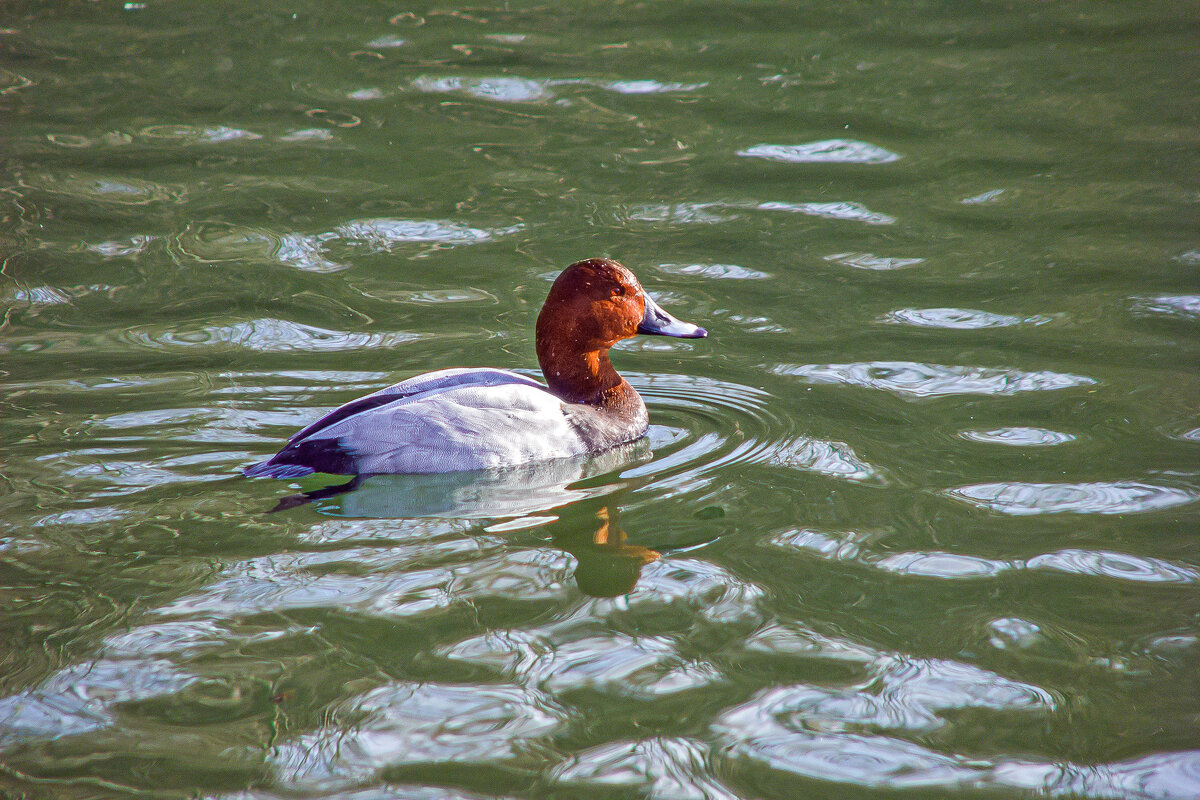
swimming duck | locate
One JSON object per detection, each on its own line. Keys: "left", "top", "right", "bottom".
{"left": 244, "top": 257, "right": 706, "bottom": 477}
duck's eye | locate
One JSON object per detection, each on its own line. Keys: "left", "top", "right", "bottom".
{"left": 611, "top": 285, "right": 625, "bottom": 298}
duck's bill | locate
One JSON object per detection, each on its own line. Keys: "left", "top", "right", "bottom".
{"left": 637, "top": 294, "right": 708, "bottom": 338}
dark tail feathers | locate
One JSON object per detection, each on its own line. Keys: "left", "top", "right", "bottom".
{"left": 242, "top": 460, "right": 316, "bottom": 480}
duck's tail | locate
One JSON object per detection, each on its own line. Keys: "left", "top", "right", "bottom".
{"left": 242, "top": 460, "right": 316, "bottom": 480}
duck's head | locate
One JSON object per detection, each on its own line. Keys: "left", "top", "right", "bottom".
{"left": 536, "top": 258, "right": 706, "bottom": 353}
{"left": 535, "top": 258, "right": 706, "bottom": 405}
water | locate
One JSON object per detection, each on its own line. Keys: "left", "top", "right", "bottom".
{"left": 2, "top": 1, "right": 1198, "bottom": 797}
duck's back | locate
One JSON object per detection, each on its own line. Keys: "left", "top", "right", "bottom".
{"left": 245, "top": 368, "right": 594, "bottom": 477}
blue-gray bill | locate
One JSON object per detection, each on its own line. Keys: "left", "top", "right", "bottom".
{"left": 637, "top": 294, "right": 708, "bottom": 338}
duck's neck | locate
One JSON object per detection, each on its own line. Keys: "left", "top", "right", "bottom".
{"left": 538, "top": 344, "right": 639, "bottom": 410}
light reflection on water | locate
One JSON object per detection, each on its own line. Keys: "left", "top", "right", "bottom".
{"left": 773, "top": 361, "right": 1098, "bottom": 398}
{"left": 948, "top": 481, "right": 1197, "bottom": 516}
{"left": 1, "top": 1, "right": 1197, "bottom": 798}
{"left": 737, "top": 139, "right": 902, "bottom": 165}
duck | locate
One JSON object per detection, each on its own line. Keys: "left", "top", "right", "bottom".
{"left": 243, "top": 257, "right": 707, "bottom": 478}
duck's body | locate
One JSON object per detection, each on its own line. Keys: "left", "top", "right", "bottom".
{"left": 244, "top": 258, "right": 705, "bottom": 478}
{"left": 244, "top": 367, "right": 640, "bottom": 477}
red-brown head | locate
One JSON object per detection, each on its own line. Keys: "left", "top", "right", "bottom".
{"left": 535, "top": 258, "right": 706, "bottom": 403}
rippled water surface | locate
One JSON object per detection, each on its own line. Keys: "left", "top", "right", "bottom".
{"left": 2, "top": 2, "right": 1198, "bottom": 798}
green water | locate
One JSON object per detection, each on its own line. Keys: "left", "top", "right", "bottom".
{"left": 2, "top": 1, "right": 1198, "bottom": 797}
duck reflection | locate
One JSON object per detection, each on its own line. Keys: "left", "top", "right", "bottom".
{"left": 549, "top": 504, "right": 659, "bottom": 598}
{"left": 260, "top": 442, "right": 660, "bottom": 596}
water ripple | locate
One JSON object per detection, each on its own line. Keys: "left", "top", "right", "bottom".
{"left": 627, "top": 199, "right": 895, "bottom": 226}
{"left": 757, "top": 200, "right": 895, "bottom": 225}
{"left": 738, "top": 139, "right": 901, "bottom": 164}
{"left": 552, "top": 737, "right": 737, "bottom": 800}
{"left": 1027, "top": 549, "right": 1199, "bottom": 584}
{"left": 138, "top": 123, "right": 262, "bottom": 143}
{"left": 56, "top": 458, "right": 225, "bottom": 497}
{"left": 0, "top": 68, "right": 33, "bottom": 95}
{"left": 770, "top": 528, "right": 1198, "bottom": 587}
{"left": 961, "top": 188, "right": 1007, "bottom": 205}
{"left": 767, "top": 527, "right": 879, "bottom": 562}
{"left": 102, "top": 618, "right": 306, "bottom": 660}
{"left": 0, "top": 658, "right": 196, "bottom": 747}
{"left": 873, "top": 656, "right": 1055, "bottom": 725}
{"left": 623, "top": 373, "right": 775, "bottom": 492}
{"left": 410, "top": 75, "right": 554, "bottom": 102}
{"left": 89, "top": 234, "right": 156, "bottom": 257}
{"left": 156, "top": 544, "right": 581, "bottom": 620}
{"left": 6, "top": 285, "right": 72, "bottom": 306}
{"left": 712, "top": 310, "right": 787, "bottom": 333}
{"left": 716, "top": 658, "right": 1054, "bottom": 788}
{"left": 743, "top": 622, "right": 879, "bottom": 664}
{"left": 960, "top": 427, "right": 1076, "bottom": 446}
{"left": 438, "top": 631, "right": 712, "bottom": 697}
{"left": 597, "top": 79, "right": 707, "bottom": 94}
{"left": 655, "top": 262, "right": 771, "bottom": 280}
{"left": 729, "top": 660, "right": 1050, "bottom": 737}
{"left": 717, "top": 689, "right": 985, "bottom": 789}
{"left": 997, "top": 751, "right": 1200, "bottom": 800}
{"left": 169, "top": 223, "right": 312, "bottom": 268}
{"left": 154, "top": 549, "right": 456, "bottom": 618}
{"left": 622, "top": 373, "right": 879, "bottom": 502}
{"left": 297, "top": 517, "right": 473, "bottom": 546}
{"left": 718, "top": 690, "right": 1200, "bottom": 798}
{"left": 948, "top": 481, "right": 1197, "bottom": 515}
{"left": 124, "top": 318, "right": 422, "bottom": 353}
{"left": 764, "top": 438, "right": 882, "bottom": 483}
{"left": 20, "top": 171, "right": 183, "bottom": 205}
{"left": 332, "top": 217, "right": 523, "bottom": 248}
{"left": 629, "top": 202, "right": 737, "bottom": 225}
{"left": 277, "top": 127, "right": 335, "bottom": 142}
{"left": 365, "top": 34, "right": 408, "bottom": 48}
{"left": 987, "top": 617, "right": 1044, "bottom": 650}
{"left": 273, "top": 232, "right": 345, "bottom": 272}
{"left": 449, "top": 549, "right": 574, "bottom": 602}
{"left": 876, "top": 551, "right": 1012, "bottom": 579}
{"left": 825, "top": 252, "right": 926, "bottom": 270}
{"left": 628, "top": 558, "right": 765, "bottom": 626}
{"left": 1178, "top": 427, "right": 1200, "bottom": 443}
{"left": 1131, "top": 294, "right": 1200, "bottom": 320}
{"left": 359, "top": 287, "right": 497, "bottom": 305}
{"left": 34, "top": 506, "right": 130, "bottom": 527}
{"left": 882, "top": 307, "right": 1050, "bottom": 329}
{"left": 44, "top": 125, "right": 340, "bottom": 149}
{"left": 271, "top": 682, "right": 565, "bottom": 791}
{"left": 189, "top": 216, "right": 523, "bottom": 272}
{"left": 772, "top": 361, "right": 1097, "bottom": 398}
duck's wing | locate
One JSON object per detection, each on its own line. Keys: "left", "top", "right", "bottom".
{"left": 245, "top": 369, "right": 573, "bottom": 477}
{"left": 329, "top": 380, "right": 589, "bottom": 474}
{"left": 285, "top": 368, "right": 544, "bottom": 445}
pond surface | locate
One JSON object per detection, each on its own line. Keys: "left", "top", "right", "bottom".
{"left": 2, "top": 1, "right": 1198, "bottom": 798}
